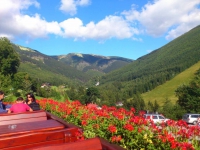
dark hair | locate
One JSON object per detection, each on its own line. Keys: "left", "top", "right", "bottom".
{"left": 26, "top": 93, "right": 36, "bottom": 103}
{"left": 0, "top": 90, "right": 4, "bottom": 95}
{"left": 17, "top": 97, "right": 24, "bottom": 101}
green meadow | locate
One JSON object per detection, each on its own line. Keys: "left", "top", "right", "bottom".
{"left": 142, "top": 61, "right": 200, "bottom": 106}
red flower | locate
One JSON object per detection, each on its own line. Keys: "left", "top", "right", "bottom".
{"left": 75, "top": 129, "right": 85, "bottom": 141}
{"left": 108, "top": 125, "right": 117, "bottom": 133}
{"left": 124, "top": 123, "right": 134, "bottom": 131}
{"left": 138, "top": 127, "right": 143, "bottom": 133}
{"left": 116, "top": 135, "right": 122, "bottom": 142}
{"left": 111, "top": 136, "right": 116, "bottom": 142}
{"left": 139, "top": 110, "right": 146, "bottom": 116}
{"left": 81, "top": 120, "right": 87, "bottom": 126}
{"left": 92, "top": 115, "right": 97, "bottom": 120}
{"left": 130, "top": 107, "right": 135, "bottom": 113}
{"left": 111, "top": 135, "right": 122, "bottom": 142}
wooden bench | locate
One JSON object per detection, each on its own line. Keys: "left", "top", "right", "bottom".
{"left": 0, "top": 110, "right": 47, "bottom": 126}
{"left": 0, "top": 111, "right": 81, "bottom": 150}
{"left": 0, "top": 111, "right": 125, "bottom": 150}
{"left": 46, "top": 111, "right": 82, "bottom": 129}
{"left": 0, "top": 127, "right": 79, "bottom": 150}
{"left": 28, "top": 137, "right": 103, "bottom": 150}
{"left": 0, "top": 119, "right": 65, "bottom": 138}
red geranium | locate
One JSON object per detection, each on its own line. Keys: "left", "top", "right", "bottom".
{"left": 108, "top": 125, "right": 117, "bottom": 133}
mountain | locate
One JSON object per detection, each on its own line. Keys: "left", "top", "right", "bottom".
{"left": 12, "top": 44, "right": 133, "bottom": 86}
{"left": 97, "top": 25, "right": 200, "bottom": 101}
{"left": 10, "top": 24, "right": 200, "bottom": 105}
{"left": 13, "top": 45, "right": 91, "bottom": 86}
{"left": 51, "top": 53, "right": 133, "bottom": 76}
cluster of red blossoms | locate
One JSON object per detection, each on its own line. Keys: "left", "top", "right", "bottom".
{"left": 108, "top": 125, "right": 117, "bottom": 133}
{"left": 38, "top": 98, "right": 200, "bottom": 150}
{"left": 111, "top": 135, "right": 122, "bottom": 142}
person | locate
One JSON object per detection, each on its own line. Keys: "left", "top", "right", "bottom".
{"left": 25, "top": 93, "right": 40, "bottom": 111}
{"left": 8, "top": 97, "right": 33, "bottom": 113}
{"left": 197, "top": 117, "right": 200, "bottom": 126}
{"left": 0, "top": 90, "right": 11, "bottom": 113}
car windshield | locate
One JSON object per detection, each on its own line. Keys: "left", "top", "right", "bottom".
{"left": 152, "top": 116, "right": 158, "bottom": 119}
{"left": 183, "top": 115, "right": 189, "bottom": 119}
{"left": 191, "top": 115, "right": 199, "bottom": 118}
{"left": 159, "top": 116, "right": 165, "bottom": 119}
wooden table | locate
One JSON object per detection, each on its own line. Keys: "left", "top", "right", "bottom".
{"left": 0, "top": 119, "right": 65, "bottom": 138}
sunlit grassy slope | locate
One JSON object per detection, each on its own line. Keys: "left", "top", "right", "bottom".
{"left": 142, "top": 61, "right": 200, "bottom": 106}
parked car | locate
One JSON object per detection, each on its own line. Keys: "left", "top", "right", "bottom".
{"left": 182, "top": 113, "right": 200, "bottom": 125}
{"left": 143, "top": 114, "right": 169, "bottom": 124}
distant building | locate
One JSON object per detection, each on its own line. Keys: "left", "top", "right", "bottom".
{"left": 116, "top": 101, "right": 123, "bottom": 107}
{"left": 41, "top": 83, "right": 51, "bottom": 88}
{"left": 95, "top": 82, "right": 99, "bottom": 86}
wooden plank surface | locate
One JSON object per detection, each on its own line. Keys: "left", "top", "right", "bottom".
{"left": 0, "top": 110, "right": 46, "bottom": 120}
{"left": 0, "top": 111, "right": 47, "bottom": 125}
{"left": 0, "top": 116, "right": 47, "bottom": 126}
{"left": 99, "top": 138, "right": 126, "bottom": 150}
{"left": 0, "top": 127, "right": 79, "bottom": 149}
{"left": 1, "top": 139, "right": 64, "bottom": 150}
{"left": 28, "top": 138, "right": 103, "bottom": 150}
{"left": 46, "top": 111, "right": 81, "bottom": 129}
{"left": 0, "top": 119, "right": 65, "bottom": 137}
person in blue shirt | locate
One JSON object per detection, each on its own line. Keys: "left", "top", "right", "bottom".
{"left": 0, "top": 90, "right": 11, "bottom": 113}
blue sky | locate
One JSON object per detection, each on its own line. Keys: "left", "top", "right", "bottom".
{"left": 0, "top": 0, "right": 200, "bottom": 59}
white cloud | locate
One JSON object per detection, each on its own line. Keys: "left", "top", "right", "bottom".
{"left": 0, "top": 0, "right": 199, "bottom": 42}
{"left": 0, "top": 0, "right": 61, "bottom": 40}
{"left": 59, "top": 16, "right": 139, "bottom": 41}
{"left": 15, "top": 14, "right": 61, "bottom": 38}
{"left": 59, "top": 0, "right": 77, "bottom": 16}
{"left": 122, "top": 0, "right": 200, "bottom": 39}
{"left": 59, "top": 0, "right": 91, "bottom": 16}
{"left": 166, "top": 9, "right": 200, "bottom": 39}
{"left": 132, "top": 37, "right": 143, "bottom": 42}
{"left": 0, "top": 0, "right": 136, "bottom": 41}
{"left": 77, "top": 0, "right": 91, "bottom": 6}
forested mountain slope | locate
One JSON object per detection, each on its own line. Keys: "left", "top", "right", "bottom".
{"left": 51, "top": 53, "right": 133, "bottom": 75}
{"left": 13, "top": 45, "right": 90, "bottom": 86}
{"left": 98, "top": 25, "right": 200, "bottom": 97}
{"left": 13, "top": 44, "right": 133, "bottom": 86}
{"left": 142, "top": 61, "right": 200, "bottom": 105}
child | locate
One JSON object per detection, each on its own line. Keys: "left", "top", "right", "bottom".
{"left": 8, "top": 97, "right": 33, "bottom": 113}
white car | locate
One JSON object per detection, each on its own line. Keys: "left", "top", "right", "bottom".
{"left": 143, "top": 114, "right": 169, "bottom": 124}
{"left": 182, "top": 113, "right": 200, "bottom": 125}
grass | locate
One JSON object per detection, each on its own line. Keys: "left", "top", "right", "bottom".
{"left": 142, "top": 61, "right": 200, "bottom": 106}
